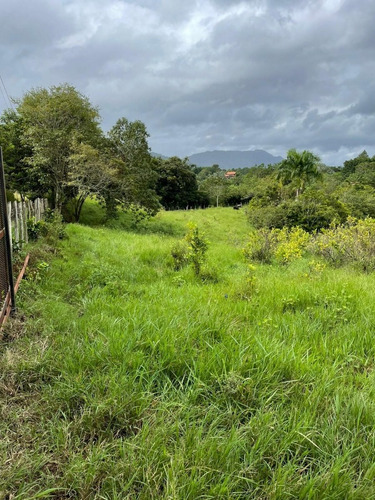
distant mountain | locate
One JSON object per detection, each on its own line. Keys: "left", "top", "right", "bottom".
{"left": 188, "top": 150, "right": 283, "bottom": 169}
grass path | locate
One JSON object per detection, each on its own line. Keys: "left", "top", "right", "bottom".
{"left": 1, "top": 207, "right": 375, "bottom": 498}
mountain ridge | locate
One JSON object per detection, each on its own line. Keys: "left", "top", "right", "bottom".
{"left": 152, "top": 149, "right": 283, "bottom": 169}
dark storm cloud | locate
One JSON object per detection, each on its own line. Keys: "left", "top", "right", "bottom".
{"left": 0, "top": 0, "right": 374, "bottom": 164}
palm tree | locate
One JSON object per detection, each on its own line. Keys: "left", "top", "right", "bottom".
{"left": 277, "top": 149, "right": 321, "bottom": 198}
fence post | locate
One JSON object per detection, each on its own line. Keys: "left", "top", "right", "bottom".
{"left": 23, "top": 202, "right": 28, "bottom": 245}
{"left": 28, "top": 200, "right": 32, "bottom": 218}
{"left": 13, "top": 201, "right": 19, "bottom": 245}
{"left": 36, "top": 198, "right": 40, "bottom": 221}
{"left": 19, "top": 202, "right": 24, "bottom": 247}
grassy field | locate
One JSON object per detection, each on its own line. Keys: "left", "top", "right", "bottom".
{"left": 2, "top": 206, "right": 375, "bottom": 498}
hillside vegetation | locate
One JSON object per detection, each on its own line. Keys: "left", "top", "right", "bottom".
{"left": 2, "top": 207, "right": 375, "bottom": 498}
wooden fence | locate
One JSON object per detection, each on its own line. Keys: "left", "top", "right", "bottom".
{"left": 7, "top": 198, "right": 48, "bottom": 248}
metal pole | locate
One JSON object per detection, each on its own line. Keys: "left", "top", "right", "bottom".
{"left": 0, "top": 148, "right": 16, "bottom": 313}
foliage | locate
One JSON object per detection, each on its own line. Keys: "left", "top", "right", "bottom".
{"left": 241, "top": 165, "right": 281, "bottom": 205}
{"left": 26, "top": 211, "right": 66, "bottom": 243}
{"left": 171, "top": 223, "right": 209, "bottom": 274}
{"left": 0, "top": 109, "right": 34, "bottom": 197}
{"left": 154, "top": 156, "right": 200, "bottom": 209}
{"left": 311, "top": 217, "right": 375, "bottom": 271}
{"left": 243, "top": 228, "right": 278, "bottom": 263}
{"left": 246, "top": 203, "right": 286, "bottom": 230}
{"left": 0, "top": 86, "right": 161, "bottom": 227}
{"left": 107, "top": 117, "right": 160, "bottom": 216}
{"left": 16, "top": 84, "right": 102, "bottom": 210}
{"left": 273, "top": 226, "right": 310, "bottom": 264}
{"left": 27, "top": 217, "right": 46, "bottom": 241}
{"left": 184, "top": 222, "right": 208, "bottom": 275}
{"left": 277, "top": 148, "right": 322, "bottom": 198}
{"left": 236, "top": 263, "right": 257, "bottom": 300}
{"left": 171, "top": 240, "right": 190, "bottom": 270}
{"left": 338, "top": 184, "right": 375, "bottom": 219}
{"left": 199, "top": 172, "right": 228, "bottom": 207}
{"left": 126, "top": 203, "right": 154, "bottom": 226}
{"left": 173, "top": 222, "right": 209, "bottom": 276}
{"left": 244, "top": 226, "right": 310, "bottom": 264}
{"left": 247, "top": 189, "right": 348, "bottom": 232}
{"left": 67, "top": 141, "right": 115, "bottom": 221}
{"left": 341, "top": 150, "right": 373, "bottom": 177}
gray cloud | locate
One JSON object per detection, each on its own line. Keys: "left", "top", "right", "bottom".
{"left": 0, "top": 0, "right": 374, "bottom": 165}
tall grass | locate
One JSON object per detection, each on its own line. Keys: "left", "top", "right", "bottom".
{"left": 1, "top": 207, "right": 375, "bottom": 498}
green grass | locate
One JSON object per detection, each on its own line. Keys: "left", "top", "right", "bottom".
{"left": 2, "top": 206, "right": 375, "bottom": 498}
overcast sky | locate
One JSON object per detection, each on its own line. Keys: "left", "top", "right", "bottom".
{"left": 0, "top": 0, "right": 374, "bottom": 165}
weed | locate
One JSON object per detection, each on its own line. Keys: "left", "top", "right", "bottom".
{"left": 27, "top": 217, "right": 46, "bottom": 241}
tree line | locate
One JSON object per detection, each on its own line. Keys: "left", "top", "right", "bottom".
{"left": 0, "top": 83, "right": 373, "bottom": 229}
{"left": 220, "top": 149, "right": 375, "bottom": 231}
{"left": 0, "top": 84, "right": 209, "bottom": 221}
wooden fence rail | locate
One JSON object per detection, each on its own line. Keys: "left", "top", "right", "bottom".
{"left": 7, "top": 198, "right": 48, "bottom": 248}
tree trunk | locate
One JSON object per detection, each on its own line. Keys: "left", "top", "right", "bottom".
{"left": 74, "top": 194, "right": 87, "bottom": 222}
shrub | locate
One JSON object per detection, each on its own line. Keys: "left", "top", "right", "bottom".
{"left": 274, "top": 227, "right": 310, "bottom": 264}
{"left": 244, "top": 227, "right": 310, "bottom": 265}
{"left": 243, "top": 228, "right": 277, "bottom": 264}
{"left": 171, "top": 223, "right": 208, "bottom": 276}
{"left": 246, "top": 204, "right": 286, "bottom": 230}
{"left": 29, "top": 211, "right": 66, "bottom": 244}
{"left": 171, "top": 240, "right": 190, "bottom": 270}
{"left": 27, "top": 217, "right": 46, "bottom": 241}
{"left": 311, "top": 217, "right": 375, "bottom": 271}
{"left": 338, "top": 185, "right": 375, "bottom": 219}
{"left": 184, "top": 223, "right": 208, "bottom": 276}
{"left": 246, "top": 190, "right": 348, "bottom": 232}
{"left": 127, "top": 203, "right": 154, "bottom": 227}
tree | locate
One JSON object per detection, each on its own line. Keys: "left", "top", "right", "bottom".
{"left": 0, "top": 109, "right": 34, "bottom": 198}
{"left": 67, "top": 142, "right": 116, "bottom": 221}
{"left": 16, "top": 84, "right": 102, "bottom": 210}
{"left": 341, "top": 150, "right": 371, "bottom": 178}
{"left": 344, "top": 159, "right": 375, "bottom": 190}
{"left": 154, "top": 156, "right": 199, "bottom": 209}
{"left": 196, "top": 164, "right": 221, "bottom": 182}
{"left": 277, "top": 149, "right": 321, "bottom": 198}
{"left": 107, "top": 118, "right": 159, "bottom": 215}
{"left": 199, "top": 172, "right": 228, "bottom": 207}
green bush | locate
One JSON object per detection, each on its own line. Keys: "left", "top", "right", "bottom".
{"left": 171, "top": 223, "right": 208, "bottom": 276}
{"left": 246, "top": 190, "right": 348, "bottom": 232}
{"left": 246, "top": 204, "right": 286, "bottom": 230}
{"left": 243, "top": 228, "right": 278, "bottom": 263}
{"left": 274, "top": 226, "right": 310, "bottom": 264}
{"left": 184, "top": 222, "right": 208, "bottom": 276}
{"left": 39, "top": 211, "right": 67, "bottom": 243}
{"left": 339, "top": 185, "right": 375, "bottom": 219}
{"left": 244, "top": 226, "right": 310, "bottom": 265}
{"left": 27, "top": 217, "right": 46, "bottom": 241}
{"left": 171, "top": 240, "right": 190, "bottom": 270}
{"left": 311, "top": 217, "right": 375, "bottom": 271}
